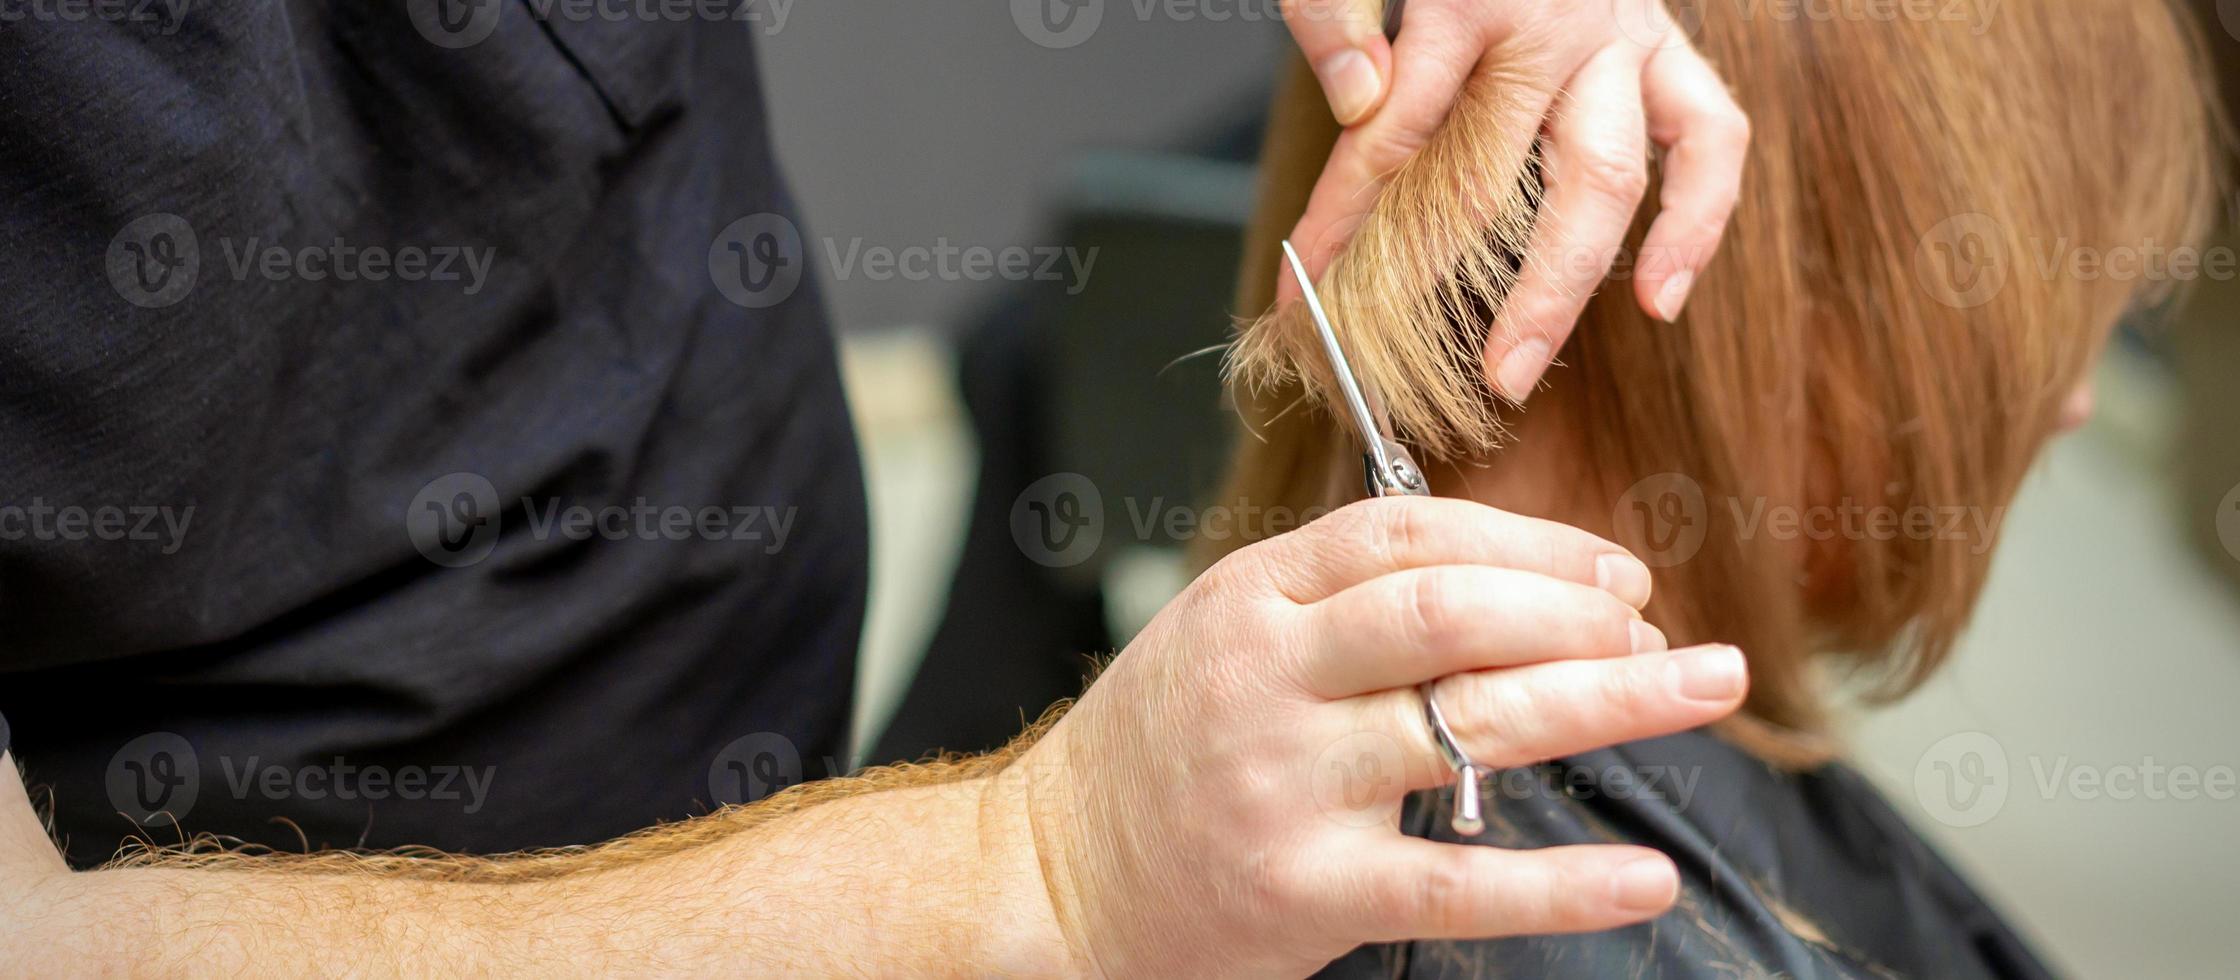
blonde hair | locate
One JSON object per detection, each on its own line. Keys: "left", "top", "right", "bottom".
{"left": 1218, "top": 0, "right": 2224, "bottom": 762}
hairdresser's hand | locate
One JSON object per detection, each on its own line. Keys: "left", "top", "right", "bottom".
{"left": 1009, "top": 496, "right": 1748, "bottom": 976}
{"left": 1280, "top": 0, "right": 1749, "bottom": 402}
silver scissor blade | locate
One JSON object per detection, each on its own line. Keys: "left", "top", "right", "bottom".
{"left": 1280, "top": 241, "right": 1386, "bottom": 458}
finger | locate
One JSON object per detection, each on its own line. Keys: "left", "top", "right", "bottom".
{"left": 1483, "top": 39, "right": 1654, "bottom": 404}
{"left": 1311, "top": 837, "right": 1680, "bottom": 941}
{"left": 1631, "top": 38, "right": 1749, "bottom": 323}
{"left": 1299, "top": 565, "right": 1660, "bottom": 699}
{"left": 1280, "top": 5, "right": 1543, "bottom": 305}
{"left": 1233, "top": 495, "right": 1651, "bottom": 609}
{"left": 1362, "top": 643, "right": 1747, "bottom": 783}
{"left": 1281, "top": 0, "right": 1393, "bottom": 126}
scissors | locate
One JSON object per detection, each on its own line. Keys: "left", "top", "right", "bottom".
{"left": 1281, "top": 241, "right": 1486, "bottom": 837}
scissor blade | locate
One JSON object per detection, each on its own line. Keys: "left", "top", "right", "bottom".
{"left": 1280, "top": 241, "right": 1385, "bottom": 454}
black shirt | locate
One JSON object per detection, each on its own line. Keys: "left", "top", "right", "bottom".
{"left": 1323, "top": 731, "right": 2058, "bottom": 979}
{"left": 1, "top": 5, "right": 865, "bottom": 865}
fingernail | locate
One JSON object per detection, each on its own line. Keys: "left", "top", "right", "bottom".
{"left": 1629, "top": 620, "right": 1668, "bottom": 654}
{"left": 1594, "top": 554, "right": 1653, "bottom": 609}
{"left": 1654, "top": 270, "right": 1695, "bottom": 322}
{"left": 1315, "top": 49, "right": 1382, "bottom": 125}
{"left": 1668, "top": 645, "right": 1747, "bottom": 703}
{"left": 1612, "top": 856, "right": 1679, "bottom": 913}
{"left": 1496, "top": 338, "right": 1552, "bottom": 403}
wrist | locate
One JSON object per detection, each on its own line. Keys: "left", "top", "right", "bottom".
{"left": 975, "top": 734, "right": 1093, "bottom": 976}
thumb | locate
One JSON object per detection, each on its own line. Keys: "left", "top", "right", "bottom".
{"left": 1283, "top": 0, "right": 1393, "bottom": 126}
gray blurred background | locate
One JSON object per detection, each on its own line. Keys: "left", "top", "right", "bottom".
{"left": 759, "top": 2, "right": 1284, "bottom": 331}
{"left": 756, "top": 6, "right": 2240, "bottom": 978}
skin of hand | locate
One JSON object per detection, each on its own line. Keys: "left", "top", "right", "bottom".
{"left": 1279, "top": 0, "right": 1752, "bottom": 403}
{"left": 0, "top": 498, "right": 1745, "bottom": 975}
{"left": 1014, "top": 495, "right": 1748, "bottom": 976}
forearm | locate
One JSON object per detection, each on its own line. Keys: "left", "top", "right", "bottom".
{"left": 5, "top": 752, "right": 1076, "bottom": 975}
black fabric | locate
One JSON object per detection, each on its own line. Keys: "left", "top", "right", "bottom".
{"left": 0, "top": 6, "right": 864, "bottom": 865}
{"left": 1319, "top": 730, "right": 2058, "bottom": 979}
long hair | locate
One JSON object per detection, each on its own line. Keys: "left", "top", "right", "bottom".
{"left": 1215, "top": 0, "right": 2224, "bottom": 762}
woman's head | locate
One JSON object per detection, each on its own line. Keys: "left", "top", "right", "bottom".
{"left": 1220, "top": 0, "right": 2223, "bottom": 758}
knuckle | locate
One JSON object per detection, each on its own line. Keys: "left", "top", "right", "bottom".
{"left": 1603, "top": 655, "right": 1666, "bottom": 710}
{"left": 1719, "top": 106, "right": 1754, "bottom": 147}
{"left": 1577, "top": 148, "right": 1651, "bottom": 203}
{"left": 1459, "top": 674, "right": 1540, "bottom": 762}
{"left": 1355, "top": 124, "right": 1436, "bottom": 174}
{"left": 1366, "top": 496, "right": 1431, "bottom": 566}
{"left": 1402, "top": 570, "right": 1469, "bottom": 652}
{"left": 1198, "top": 547, "right": 1258, "bottom": 599}
{"left": 1409, "top": 857, "right": 1481, "bottom": 934}
{"left": 1580, "top": 603, "right": 1634, "bottom": 657}
{"left": 1498, "top": 860, "right": 1563, "bottom": 930}
{"left": 1240, "top": 846, "right": 1297, "bottom": 911}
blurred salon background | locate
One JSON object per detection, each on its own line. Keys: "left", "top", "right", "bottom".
{"left": 759, "top": 5, "right": 2240, "bottom": 976}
